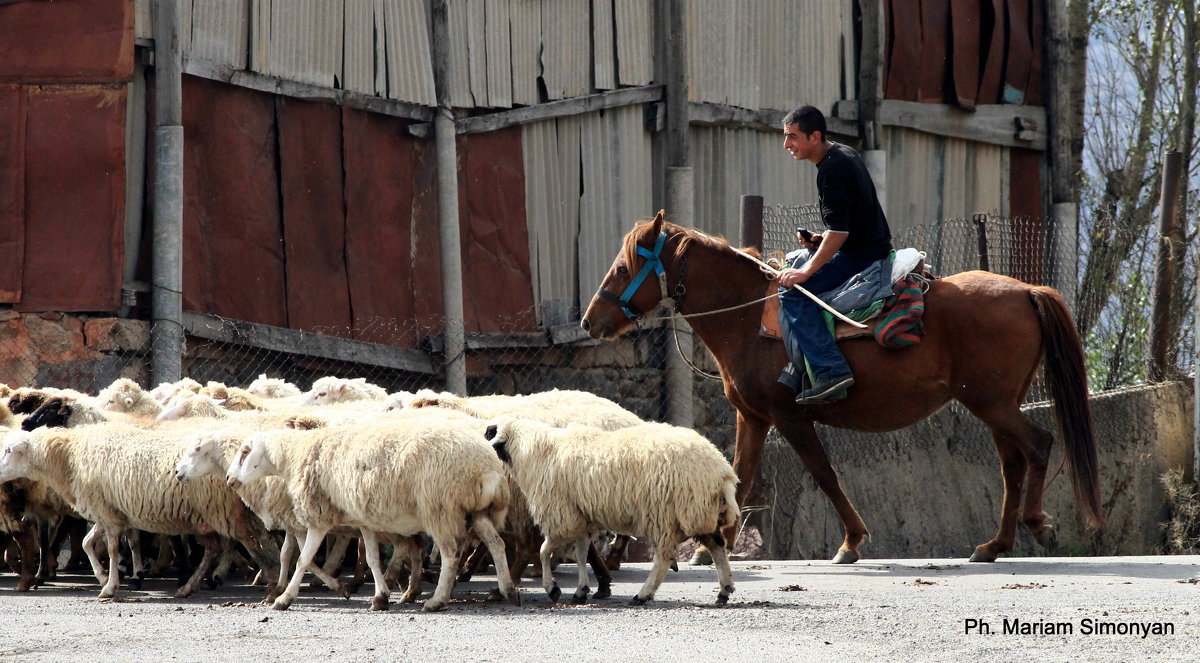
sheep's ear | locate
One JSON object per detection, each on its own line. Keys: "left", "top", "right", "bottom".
{"left": 484, "top": 424, "right": 498, "bottom": 441}
{"left": 333, "top": 383, "right": 347, "bottom": 394}
{"left": 55, "top": 401, "right": 71, "bottom": 415}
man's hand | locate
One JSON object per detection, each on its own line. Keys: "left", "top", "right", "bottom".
{"left": 796, "top": 229, "right": 824, "bottom": 250}
{"left": 778, "top": 267, "right": 810, "bottom": 288}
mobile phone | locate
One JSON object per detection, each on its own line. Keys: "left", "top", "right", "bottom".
{"left": 796, "top": 227, "right": 816, "bottom": 244}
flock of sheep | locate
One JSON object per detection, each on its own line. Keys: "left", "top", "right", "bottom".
{"left": 0, "top": 374, "right": 740, "bottom": 611}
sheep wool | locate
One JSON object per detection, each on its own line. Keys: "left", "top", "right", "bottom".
{"left": 487, "top": 417, "right": 739, "bottom": 605}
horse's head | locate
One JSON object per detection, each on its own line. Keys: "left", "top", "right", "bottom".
{"left": 581, "top": 210, "right": 681, "bottom": 340}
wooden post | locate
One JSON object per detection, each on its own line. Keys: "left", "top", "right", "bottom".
{"left": 858, "top": 0, "right": 886, "bottom": 150}
{"left": 1148, "top": 150, "right": 1182, "bottom": 381}
{"left": 973, "top": 214, "right": 991, "bottom": 272}
{"left": 740, "top": 195, "right": 764, "bottom": 251}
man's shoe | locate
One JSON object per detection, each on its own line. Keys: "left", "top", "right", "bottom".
{"left": 795, "top": 374, "right": 855, "bottom": 404}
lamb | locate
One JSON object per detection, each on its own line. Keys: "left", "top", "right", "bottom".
{"left": 0, "top": 423, "right": 281, "bottom": 599}
{"left": 486, "top": 416, "right": 739, "bottom": 605}
{"left": 148, "top": 377, "right": 203, "bottom": 404}
{"left": 245, "top": 374, "right": 301, "bottom": 399}
{"left": 96, "top": 377, "right": 162, "bottom": 417}
{"left": 197, "top": 383, "right": 267, "bottom": 412}
{"left": 299, "top": 376, "right": 388, "bottom": 406}
{"left": 226, "top": 416, "right": 521, "bottom": 612}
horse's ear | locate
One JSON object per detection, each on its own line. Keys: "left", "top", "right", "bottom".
{"left": 651, "top": 209, "right": 665, "bottom": 233}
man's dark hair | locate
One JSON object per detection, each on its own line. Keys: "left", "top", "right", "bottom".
{"left": 782, "top": 105, "right": 827, "bottom": 138}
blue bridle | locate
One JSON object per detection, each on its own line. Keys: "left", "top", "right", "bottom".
{"left": 596, "top": 231, "right": 674, "bottom": 320}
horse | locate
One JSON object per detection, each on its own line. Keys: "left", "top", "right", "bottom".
{"left": 580, "top": 211, "right": 1103, "bottom": 564}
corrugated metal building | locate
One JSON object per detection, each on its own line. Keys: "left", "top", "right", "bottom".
{"left": 2, "top": 0, "right": 1057, "bottom": 362}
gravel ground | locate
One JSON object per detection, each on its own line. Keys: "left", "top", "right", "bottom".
{"left": 1, "top": 555, "right": 1197, "bottom": 662}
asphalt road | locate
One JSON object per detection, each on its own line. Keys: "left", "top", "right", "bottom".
{"left": 1, "top": 555, "right": 1197, "bottom": 662}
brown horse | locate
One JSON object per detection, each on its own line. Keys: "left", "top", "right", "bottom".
{"left": 580, "top": 212, "right": 1103, "bottom": 563}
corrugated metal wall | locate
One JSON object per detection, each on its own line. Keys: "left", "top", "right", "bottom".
{"left": 688, "top": 0, "right": 850, "bottom": 113}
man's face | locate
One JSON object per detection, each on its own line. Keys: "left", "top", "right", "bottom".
{"left": 783, "top": 123, "right": 820, "bottom": 163}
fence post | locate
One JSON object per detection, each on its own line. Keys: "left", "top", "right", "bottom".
{"left": 665, "top": 167, "right": 694, "bottom": 428}
{"left": 430, "top": 0, "right": 467, "bottom": 395}
{"left": 151, "top": 0, "right": 184, "bottom": 386}
{"left": 1148, "top": 150, "right": 1183, "bottom": 382}
{"left": 973, "top": 214, "right": 990, "bottom": 272}
{"left": 740, "top": 195, "right": 764, "bottom": 251}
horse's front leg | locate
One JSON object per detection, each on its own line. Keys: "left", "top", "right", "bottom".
{"left": 772, "top": 416, "right": 869, "bottom": 564}
{"left": 692, "top": 410, "right": 770, "bottom": 566}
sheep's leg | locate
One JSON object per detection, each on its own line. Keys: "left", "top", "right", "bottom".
{"left": 82, "top": 523, "right": 107, "bottom": 586}
{"left": 147, "top": 534, "right": 175, "bottom": 578}
{"left": 630, "top": 539, "right": 674, "bottom": 606}
{"left": 36, "top": 516, "right": 59, "bottom": 583}
{"left": 176, "top": 533, "right": 222, "bottom": 598}
{"left": 10, "top": 525, "right": 39, "bottom": 591}
{"left": 587, "top": 542, "right": 612, "bottom": 599}
{"left": 274, "top": 527, "right": 328, "bottom": 611}
{"left": 570, "top": 538, "right": 591, "bottom": 604}
{"left": 311, "top": 532, "right": 352, "bottom": 589}
{"left": 473, "top": 517, "right": 520, "bottom": 606}
{"left": 390, "top": 535, "right": 424, "bottom": 604}
{"left": 698, "top": 533, "right": 735, "bottom": 605}
{"left": 422, "top": 536, "right": 460, "bottom": 612}
{"left": 347, "top": 537, "right": 368, "bottom": 594}
{"left": 267, "top": 530, "right": 297, "bottom": 603}
{"left": 359, "top": 530, "right": 391, "bottom": 611}
{"left": 539, "top": 536, "right": 562, "bottom": 603}
{"left": 123, "top": 529, "right": 144, "bottom": 589}
{"left": 98, "top": 525, "right": 122, "bottom": 599}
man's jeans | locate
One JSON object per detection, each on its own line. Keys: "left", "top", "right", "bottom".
{"left": 778, "top": 252, "right": 876, "bottom": 382}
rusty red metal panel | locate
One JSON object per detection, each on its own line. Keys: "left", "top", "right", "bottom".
{"left": 949, "top": 0, "right": 981, "bottom": 110}
{"left": 1025, "top": 0, "right": 1045, "bottom": 106}
{"left": 342, "top": 107, "right": 420, "bottom": 348}
{"left": 180, "top": 76, "right": 286, "bottom": 327}
{"left": 1003, "top": 0, "right": 1033, "bottom": 104}
{"left": 277, "top": 97, "right": 352, "bottom": 337}
{"left": 0, "top": 85, "right": 24, "bottom": 303}
{"left": 884, "top": 0, "right": 921, "bottom": 102}
{"left": 18, "top": 85, "right": 125, "bottom": 312}
{"left": 457, "top": 127, "right": 535, "bottom": 333}
{"left": 977, "top": 0, "right": 1007, "bottom": 105}
{"left": 917, "top": 0, "right": 949, "bottom": 103}
{"left": 1009, "top": 148, "right": 1043, "bottom": 284}
{"left": 0, "top": 0, "right": 133, "bottom": 82}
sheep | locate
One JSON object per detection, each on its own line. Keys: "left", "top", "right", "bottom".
{"left": 407, "top": 389, "right": 644, "bottom": 430}
{"left": 197, "top": 383, "right": 267, "bottom": 412}
{"left": 0, "top": 423, "right": 281, "bottom": 599}
{"left": 245, "top": 374, "right": 301, "bottom": 399}
{"left": 299, "top": 376, "right": 388, "bottom": 407}
{"left": 95, "top": 377, "right": 162, "bottom": 417}
{"left": 485, "top": 416, "right": 739, "bottom": 605}
{"left": 226, "top": 417, "right": 521, "bottom": 612}
{"left": 148, "top": 377, "right": 203, "bottom": 404}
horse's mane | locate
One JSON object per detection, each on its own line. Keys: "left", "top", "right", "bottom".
{"left": 621, "top": 219, "right": 762, "bottom": 271}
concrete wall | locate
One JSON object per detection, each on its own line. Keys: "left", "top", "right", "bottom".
{"left": 759, "top": 381, "right": 1195, "bottom": 559}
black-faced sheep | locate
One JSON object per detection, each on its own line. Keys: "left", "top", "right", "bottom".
{"left": 486, "top": 417, "right": 739, "bottom": 605}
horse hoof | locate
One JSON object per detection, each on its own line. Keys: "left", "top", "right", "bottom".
{"left": 594, "top": 585, "right": 611, "bottom": 600}
{"left": 831, "top": 550, "right": 859, "bottom": 564}
{"left": 548, "top": 586, "right": 562, "bottom": 603}
{"left": 370, "top": 596, "right": 389, "bottom": 611}
{"left": 969, "top": 549, "right": 998, "bottom": 563}
{"left": 1035, "top": 527, "right": 1058, "bottom": 552}
{"left": 689, "top": 548, "right": 713, "bottom": 566}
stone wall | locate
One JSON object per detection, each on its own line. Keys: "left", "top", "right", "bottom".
{"left": 0, "top": 312, "right": 149, "bottom": 392}
{"left": 758, "top": 381, "right": 1195, "bottom": 559}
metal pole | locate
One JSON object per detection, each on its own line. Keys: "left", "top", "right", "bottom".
{"left": 973, "top": 213, "right": 990, "bottom": 272}
{"left": 430, "top": 0, "right": 466, "bottom": 396}
{"left": 739, "top": 194, "right": 764, "bottom": 251}
{"left": 1149, "top": 151, "right": 1183, "bottom": 382}
{"left": 151, "top": 0, "right": 184, "bottom": 386}
{"left": 665, "top": 167, "right": 694, "bottom": 428}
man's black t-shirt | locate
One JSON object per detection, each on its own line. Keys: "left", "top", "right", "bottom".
{"left": 816, "top": 143, "right": 893, "bottom": 260}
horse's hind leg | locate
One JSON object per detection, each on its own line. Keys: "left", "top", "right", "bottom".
{"left": 970, "top": 407, "right": 1055, "bottom": 562}
{"left": 773, "top": 417, "right": 869, "bottom": 564}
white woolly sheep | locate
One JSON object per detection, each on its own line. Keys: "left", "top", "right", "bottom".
{"left": 0, "top": 423, "right": 280, "bottom": 599}
{"left": 245, "top": 374, "right": 302, "bottom": 399}
{"left": 227, "top": 417, "right": 520, "bottom": 612}
{"left": 485, "top": 416, "right": 739, "bottom": 605}
{"left": 96, "top": 377, "right": 162, "bottom": 417}
{"left": 299, "top": 376, "right": 388, "bottom": 407}
{"left": 148, "top": 377, "right": 203, "bottom": 404}
{"left": 408, "top": 389, "right": 644, "bottom": 430}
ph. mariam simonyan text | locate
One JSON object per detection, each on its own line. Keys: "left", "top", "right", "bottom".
{"left": 964, "top": 618, "right": 1175, "bottom": 638}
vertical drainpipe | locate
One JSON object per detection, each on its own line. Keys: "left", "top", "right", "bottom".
{"left": 662, "top": 0, "right": 694, "bottom": 428}
{"left": 151, "top": 0, "right": 184, "bottom": 386}
{"left": 430, "top": 0, "right": 467, "bottom": 396}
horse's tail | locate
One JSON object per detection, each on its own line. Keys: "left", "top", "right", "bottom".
{"left": 1030, "top": 287, "right": 1104, "bottom": 528}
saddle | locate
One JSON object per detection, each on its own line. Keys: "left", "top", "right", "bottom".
{"left": 761, "top": 248, "right": 934, "bottom": 348}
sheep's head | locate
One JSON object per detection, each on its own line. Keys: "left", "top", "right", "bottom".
{"left": 0, "top": 431, "right": 33, "bottom": 482}
{"left": 227, "top": 432, "right": 275, "bottom": 486}
{"left": 8, "top": 391, "right": 47, "bottom": 415}
{"left": 21, "top": 397, "right": 72, "bottom": 431}
{"left": 485, "top": 415, "right": 520, "bottom": 464}
{"left": 176, "top": 434, "right": 225, "bottom": 483}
